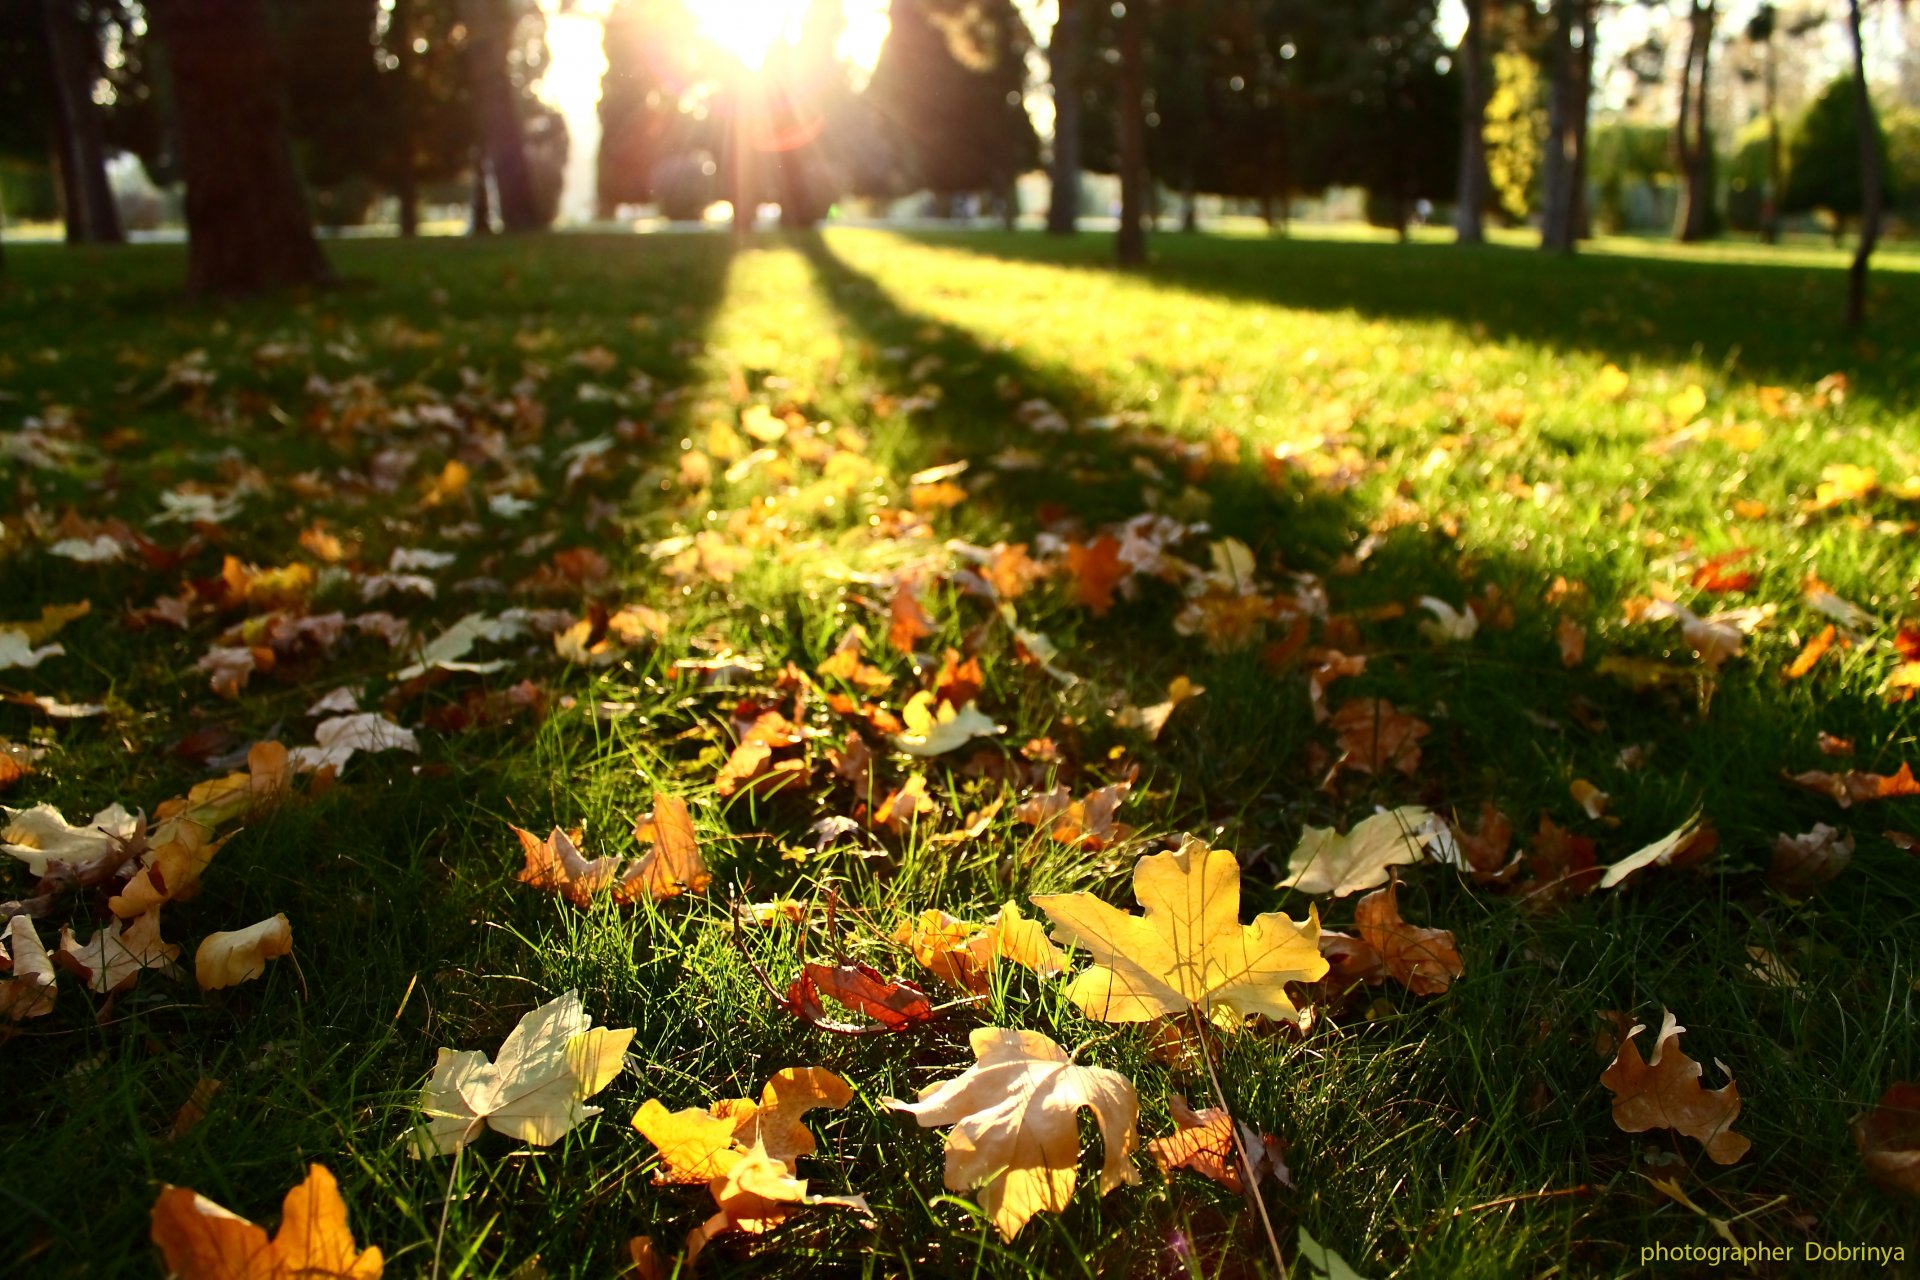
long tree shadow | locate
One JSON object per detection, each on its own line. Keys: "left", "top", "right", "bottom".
{"left": 884, "top": 228, "right": 1920, "bottom": 409}
{"left": 790, "top": 228, "right": 1920, "bottom": 1270}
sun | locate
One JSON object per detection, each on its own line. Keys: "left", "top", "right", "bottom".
{"left": 686, "top": 0, "right": 812, "bottom": 70}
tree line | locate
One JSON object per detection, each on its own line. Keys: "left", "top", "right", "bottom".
{"left": 0, "top": 0, "right": 1904, "bottom": 326}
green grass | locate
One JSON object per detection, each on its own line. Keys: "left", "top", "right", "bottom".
{"left": 1, "top": 227, "right": 1916, "bottom": 1278}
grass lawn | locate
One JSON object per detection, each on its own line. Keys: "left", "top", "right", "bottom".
{"left": 2, "top": 227, "right": 1917, "bottom": 1278}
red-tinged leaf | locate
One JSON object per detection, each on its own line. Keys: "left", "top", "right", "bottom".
{"left": 1522, "top": 817, "right": 1602, "bottom": 902}
{"left": 1896, "top": 628, "right": 1920, "bottom": 664}
{"left": 1818, "top": 732, "right": 1855, "bottom": 756}
{"left": 887, "top": 580, "right": 935, "bottom": 655}
{"left": 1787, "top": 763, "right": 1920, "bottom": 807}
{"left": 1066, "top": 535, "right": 1127, "bottom": 615}
{"left": 1854, "top": 1082, "right": 1920, "bottom": 1197}
{"left": 1886, "top": 831, "right": 1920, "bottom": 853}
{"left": 1690, "top": 548, "right": 1758, "bottom": 594}
{"left": 787, "top": 962, "right": 934, "bottom": 1033}
{"left": 1784, "top": 625, "right": 1836, "bottom": 679}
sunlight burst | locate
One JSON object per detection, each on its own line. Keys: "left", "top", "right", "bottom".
{"left": 687, "top": 0, "right": 811, "bottom": 70}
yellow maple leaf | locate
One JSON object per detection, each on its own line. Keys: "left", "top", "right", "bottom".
{"left": 150, "top": 1164, "right": 382, "bottom": 1279}
{"left": 1033, "top": 837, "right": 1327, "bottom": 1029}
{"left": 632, "top": 1067, "right": 854, "bottom": 1184}
{"left": 887, "top": 1027, "right": 1138, "bottom": 1240}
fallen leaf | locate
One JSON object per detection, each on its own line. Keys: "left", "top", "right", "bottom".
{"left": 57, "top": 910, "right": 181, "bottom": 994}
{"left": 788, "top": 961, "right": 936, "bottom": 1032}
{"left": 893, "top": 691, "right": 1001, "bottom": 757}
{"left": 1597, "top": 815, "right": 1708, "bottom": 889}
{"left": 150, "top": 1164, "right": 382, "bottom": 1279}
{"left": 1690, "top": 549, "right": 1758, "bottom": 594}
{"left": 167, "top": 1077, "right": 223, "bottom": 1142}
{"left": 626, "top": 1236, "right": 668, "bottom": 1280}
{"left": 886, "top": 579, "right": 935, "bottom": 655}
{"left": 894, "top": 902, "right": 1064, "bottom": 993}
{"left": 1556, "top": 617, "right": 1587, "bottom": 667}
{"left": 1784, "top": 625, "right": 1836, "bottom": 679}
{"left": 1599, "top": 1009, "right": 1750, "bottom": 1165}
{"left": 514, "top": 825, "right": 625, "bottom": 908}
{"left": 287, "top": 714, "right": 418, "bottom": 775}
{"left": 684, "top": 1138, "right": 871, "bottom": 1261}
{"left": 1352, "top": 883, "right": 1464, "bottom": 996}
{"left": 1787, "top": 763, "right": 1920, "bottom": 807}
{"left": 1329, "top": 699, "right": 1430, "bottom": 776}
{"left": 1447, "top": 804, "right": 1520, "bottom": 883}
{"left": 1067, "top": 535, "right": 1127, "bottom": 615}
{"left": 1571, "top": 780, "right": 1610, "bottom": 819}
{"left": 1280, "top": 806, "right": 1435, "bottom": 898}
{"left": 1035, "top": 835, "right": 1327, "bottom": 1029}
{"left": 1146, "top": 1093, "right": 1289, "bottom": 1193}
{"left": 887, "top": 1027, "right": 1139, "bottom": 1239}
{"left": 0, "top": 915, "right": 57, "bottom": 1020}
{"left": 1767, "top": 824, "right": 1854, "bottom": 894}
{"left": 1854, "top": 1082, "right": 1920, "bottom": 1198}
{"left": 195, "top": 914, "right": 293, "bottom": 990}
{"left": 628, "top": 793, "right": 712, "bottom": 899}
{"left": 633, "top": 1066, "right": 855, "bottom": 1183}
{"left": 417, "top": 991, "right": 634, "bottom": 1154}
{"left": 2, "top": 802, "right": 138, "bottom": 877}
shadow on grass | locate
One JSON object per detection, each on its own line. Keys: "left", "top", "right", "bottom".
{"left": 885, "top": 229, "right": 1920, "bottom": 409}
{"left": 785, "top": 230, "right": 1920, "bottom": 1273}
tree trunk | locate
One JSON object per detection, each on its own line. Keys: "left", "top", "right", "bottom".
{"left": 1046, "top": 0, "right": 1084, "bottom": 235}
{"left": 42, "top": 0, "right": 124, "bottom": 245}
{"left": 150, "top": 0, "right": 331, "bottom": 297}
{"left": 1453, "top": 0, "right": 1490, "bottom": 244}
{"left": 1571, "top": 0, "right": 1595, "bottom": 240}
{"left": 1114, "top": 0, "right": 1147, "bottom": 267}
{"left": 1673, "top": 0, "right": 1716, "bottom": 243}
{"left": 1181, "top": 176, "right": 1198, "bottom": 233}
{"left": 1844, "top": 0, "right": 1881, "bottom": 331}
{"left": 471, "top": 150, "right": 494, "bottom": 234}
{"left": 462, "top": 0, "right": 539, "bottom": 233}
{"left": 1001, "top": 175, "right": 1019, "bottom": 231}
{"left": 1760, "top": 28, "right": 1779, "bottom": 243}
{"left": 394, "top": 0, "right": 421, "bottom": 237}
{"left": 1539, "top": 0, "right": 1576, "bottom": 252}
{"left": 728, "top": 82, "right": 756, "bottom": 241}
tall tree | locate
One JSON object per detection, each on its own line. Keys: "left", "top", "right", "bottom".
{"left": 597, "top": 0, "right": 712, "bottom": 217}
{"left": 1672, "top": 0, "right": 1716, "bottom": 241}
{"left": 149, "top": 0, "right": 331, "bottom": 296}
{"left": 1842, "top": 0, "right": 1882, "bottom": 328}
{"left": 1743, "top": 2, "right": 1781, "bottom": 242}
{"left": 1540, "top": 0, "right": 1594, "bottom": 252}
{"left": 1113, "top": 0, "right": 1148, "bottom": 264}
{"left": 1046, "top": 0, "right": 1086, "bottom": 233}
{"left": 41, "top": 0, "right": 123, "bottom": 244}
{"left": 1454, "top": 0, "right": 1492, "bottom": 242}
{"left": 462, "top": 0, "right": 539, "bottom": 232}
{"left": 864, "top": 0, "right": 1037, "bottom": 209}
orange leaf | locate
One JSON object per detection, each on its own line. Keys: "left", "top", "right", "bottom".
{"left": 788, "top": 961, "right": 935, "bottom": 1032}
{"left": 1786, "top": 763, "right": 1920, "bottom": 808}
{"left": 1784, "top": 625, "right": 1836, "bottom": 679}
{"left": 886, "top": 580, "right": 935, "bottom": 655}
{"left": 1353, "top": 882, "right": 1464, "bottom": 995}
{"left": 151, "top": 1164, "right": 382, "bottom": 1279}
{"left": 1066, "top": 534, "right": 1127, "bottom": 615}
{"left": 1854, "top": 1081, "right": 1920, "bottom": 1198}
{"left": 627, "top": 793, "right": 712, "bottom": 899}
{"left": 1599, "top": 1011, "right": 1750, "bottom": 1165}
{"left": 1146, "top": 1093, "right": 1289, "bottom": 1194}
{"left": 1330, "top": 698, "right": 1430, "bottom": 777}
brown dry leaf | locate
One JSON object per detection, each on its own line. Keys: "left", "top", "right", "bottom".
{"left": 1330, "top": 698, "right": 1430, "bottom": 777}
{"left": 886, "top": 579, "right": 935, "bottom": 655}
{"left": 1016, "top": 780, "right": 1133, "bottom": 849}
{"left": 887, "top": 1027, "right": 1139, "bottom": 1240}
{"left": 195, "top": 914, "right": 293, "bottom": 990}
{"left": 167, "top": 1077, "right": 224, "bottom": 1142}
{"left": 1353, "top": 883, "right": 1465, "bottom": 996}
{"left": 1451, "top": 804, "right": 1520, "bottom": 883}
{"left": 931, "top": 649, "right": 985, "bottom": 708}
{"left": 1036, "top": 836, "right": 1327, "bottom": 1029}
{"left": 1854, "top": 1082, "right": 1920, "bottom": 1198}
{"left": 628, "top": 793, "right": 712, "bottom": 899}
{"left": 1146, "top": 1093, "right": 1289, "bottom": 1194}
{"left": 0, "top": 739, "right": 41, "bottom": 792}
{"left": 150, "top": 1164, "right": 382, "bottom": 1279}
{"left": 57, "top": 910, "right": 181, "bottom": 994}
{"left": 1817, "top": 732, "right": 1855, "bottom": 756}
{"left": 1067, "top": 534, "right": 1127, "bottom": 615}
{"left": 1784, "top": 625, "right": 1836, "bottom": 679}
{"left": 1599, "top": 1010, "right": 1750, "bottom": 1165}
{"left": 1, "top": 915, "right": 57, "bottom": 1020}
{"left": 1570, "top": 780, "right": 1610, "bottom": 819}
{"left": 985, "top": 542, "right": 1046, "bottom": 601}
{"left": 1556, "top": 616, "right": 1587, "bottom": 668}
{"left": 1787, "top": 763, "right": 1920, "bottom": 808}
{"left": 1767, "top": 824, "right": 1854, "bottom": 894}
{"left": 1306, "top": 649, "right": 1366, "bottom": 722}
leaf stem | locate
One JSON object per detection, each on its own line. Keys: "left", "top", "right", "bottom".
{"left": 1188, "top": 1009, "right": 1287, "bottom": 1275}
